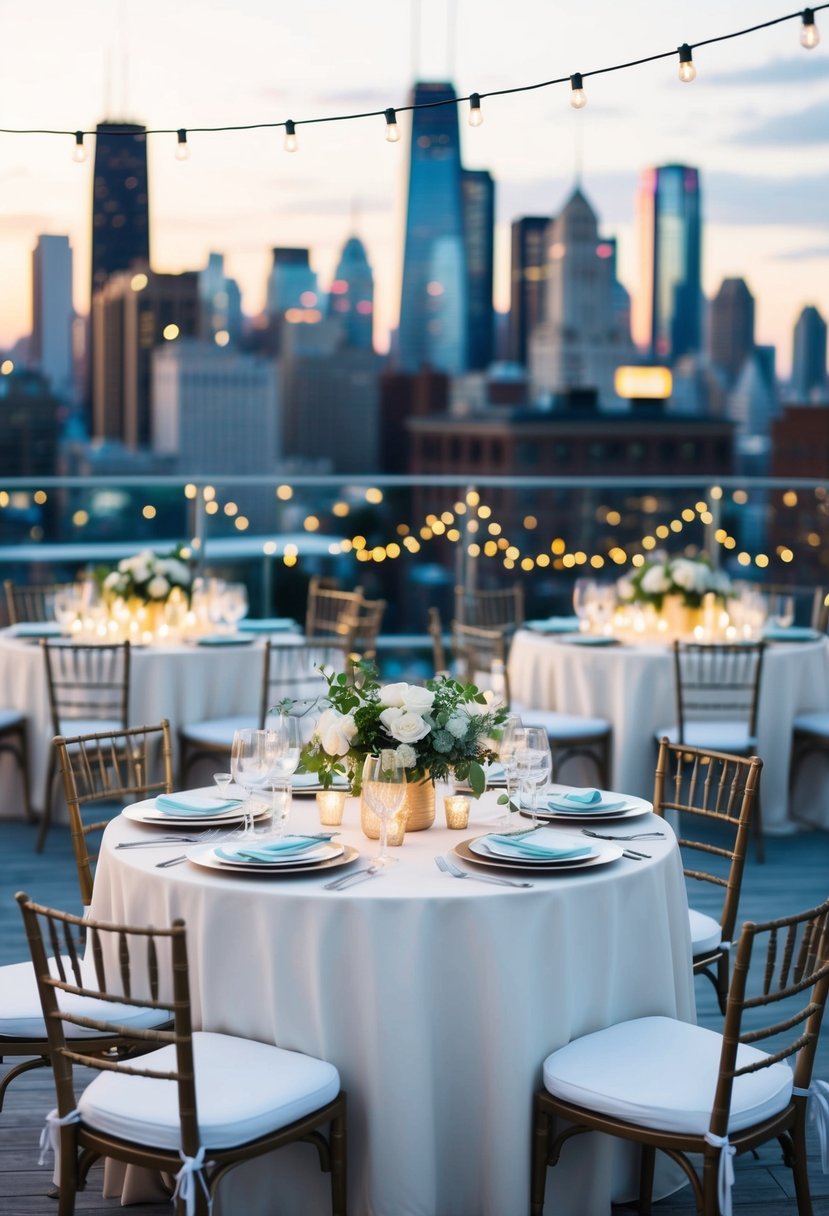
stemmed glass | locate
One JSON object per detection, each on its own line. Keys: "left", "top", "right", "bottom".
{"left": 573, "top": 578, "right": 597, "bottom": 633}
{"left": 514, "top": 726, "right": 553, "bottom": 826}
{"left": 362, "top": 753, "right": 407, "bottom": 866}
{"left": 230, "top": 728, "right": 273, "bottom": 836}
{"left": 497, "top": 714, "right": 524, "bottom": 827}
{"left": 769, "top": 594, "right": 795, "bottom": 630}
{"left": 222, "top": 583, "right": 249, "bottom": 632}
{"left": 267, "top": 716, "right": 301, "bottom": 837}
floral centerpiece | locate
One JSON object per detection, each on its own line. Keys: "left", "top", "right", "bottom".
{"left": 297, "top": 664, "right": 507, "bottom": 798}
{"left": 617, "top": 552, "right": 731, "bottom": 611}
{"left": 102, "top": 545, "right": 192, "bottom": 603}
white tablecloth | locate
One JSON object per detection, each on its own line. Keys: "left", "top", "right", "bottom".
{"left": 0, "top": 632, "right": 272, "bottom": 818}
{"left": 91, "top": 790, "right": 694, "bottom": 1216}
{"left": 509, "top": 631, "right": 829, "bottom": 832}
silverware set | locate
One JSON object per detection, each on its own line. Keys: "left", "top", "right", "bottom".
{"left": 434, "top": 854, "right": 533, "bottom": 888}
{"left": 324, "top": 864, "right": 382, "bottom": 890}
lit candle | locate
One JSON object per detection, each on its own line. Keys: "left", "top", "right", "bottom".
{"left": 444, "top": 795, "right": 470, "bottom": 830}
{"left": 316, "top": 789, "right": 347, "bottom": 826}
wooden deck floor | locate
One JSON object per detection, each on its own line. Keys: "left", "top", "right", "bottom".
{"left": 2, "top": 818, "right": 828, "bottom": 1214}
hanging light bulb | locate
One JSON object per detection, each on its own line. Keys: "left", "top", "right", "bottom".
{"left": 801, "top": 8, "right": 820, "bottom": 47}
{"left": 569, "top": 73, "right": 587, "bottom": 109}
{"left": 72, "top": 131, "right": 87, "bottom": 164}
{"left": 468, "top": 93, "right": 483, "bottom": 127}
{"left": 176, "top": 129, "right": 190, "bottom": 161}
{"left": 384, "top": 108, "right": 399, "bottom": 142}
{"left": 284, "top": 119, "right": 298, "bottom": 152}
{"left": 677, "top": 43, "right": 696, "bottom": 82}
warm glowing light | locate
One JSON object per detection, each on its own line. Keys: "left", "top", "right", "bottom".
{"left": 304, "top": 515, "right": 320, "bottom": 532}
{"left": 537, "top": 553, "right": 551, "bottom": 568}
{"left": 365, "top": 487, "right": 383, "bottom": 504}
{"left": 276, "top": 484, "right": 293, "bottom": 500}
{"left": 737, "top": 552, "right": 751, "bottom": 566}
{"left": 72, "top": 510, "right": 89, "bottom": 526}
{"left": 426, "top": 281, "right": 444, "bottom": 297}
{"left": 783, "top": 490, "right": 798, "bottom": 507}
{"left": 73, "top": 131, "right": 87, "bottom": 163}
{"left": 655, "top": 525, "right": 669, "bottom": 539}
{"left": 801, "top": 8, "right": 820, "bottom": 47}
{"left": 184, "top": 483, "right": 197, "bottom": 499}
{"left": 642, "top": 535, "right": 657, "bottom": 550}
{"left": 384, "top": 108, "right": 399, "bottom": 142}
{"left": 677, "top": 43, "right": 696, "bottom": 82}
{"left": 755, "top": 554, "right": 769, "bottom": 567}
{"left": 214, "top": 330, "right": 230, "bottom": 346}
{"left": 163, "top": 324, "right": 180, "bottom": 340}
{"left": 484, "top": 541, "right": 498, "bottom": 557}
{"left": 352, "top": 535, "right": 366, "bottom": 551}
{"left": 505, "top": 546, "right": 520, "bottom": 561}
{"left": 590, "top": 555, "right": 605, "bottom": 569}
{"left": 488, "top": 522, "right": 502, "bottom": 536}
{"left": 205, "top": 501, "right": 219, "bottom": 515}
{"left": 733, "top": 489, "right": 748, "bottom": 504}
{"left": 466, "top": 490, "right": 480, "bottom": 506}
{"left": 681, "top": 508, "right": 695, "bottom": 522}
{"left": 203, "top": 485, "right": 216, "bottom": 501}
{"left": 477, "top": 505, "right": 491, "bottom": 519}
{"left": 1, "top": 360, "right": 14, "bottom": 375}
{"left": 521, "top": 557, "right": 535, "bottom": 571}
{"left": 468, "top": 544, "right": 481, "bottom": 558}
{"left": 780, "top": 547, "right": 794, "bottom": 562}
{"left": 263, "top": 541, "right": 277, "bottom": 555}
{"left": 332, "top": 501, "right": 349, "bottom": 517}
{"left": 569, "top": 72, "right": 587, "bottom": 108}
{"left": 223, "top": 501, "right": 238, "bottom": 516}
{"left": 299, "top": 291, "right": 317, "bottom": 307}
{"left": 142, "top": 505, "right": 156, "bottom": 520}
{"left": 176, "top": 129, "right": 190, "bottom": 161}
{"left": 387, "top": 542, "right": 401, "bottom": 559}
{"left": 33, "top": 490, "right": 47, "bottom": 504}
{"left": 710, "top": 485, "right": 723, "bottom": 500}
{"left": 631, "top": 554, "right": 645, "bottom": 567}
{"left": 468, "top": 93, "right": 483, "bottom": 126}
{"left": 523, "top": 515, "right": 538, "bottom": 530}
{"left": 447, "top": 529, "right": 461, "bottom": 542}
{"left": 614, "top": 366, "right": 672, "bottom": 399}
{"left": 606, "top": 510, "right": 621, "bottom": 526}
{"left": 551, "top": 538, "right": 566, "bottom": 555}
{"left": 284, "top": 119, "right": 298, "bottom": 152}
{"left": 130, "top": 273, "right": 148, "bottom": 292}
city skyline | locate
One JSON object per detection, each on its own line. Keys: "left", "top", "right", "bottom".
{"left": 1, "top": 0, "right": 827, "bottom": 375}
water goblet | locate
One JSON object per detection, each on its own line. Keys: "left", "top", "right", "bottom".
{"left": 362, "top": 753, "right": 407, "bottom": 866}
{"left": 213, "top": 772, "right": 233, "bottom": 798}
{"left": 267, "top": 716, "right": 301, "bottom": 837}
{"left": 222, "top": 583, "right": 249, "bottom": 632}
{"left": 514, "top": 726, "right": 552, "bottom": 826}
{"left": 769, "top": 594, "right": 795, "bottom": 631}
{"left": 572, "top": 578, "right": 597, "bottom": 633}
{"left": 230, "top": 728, "right": 272, "bottom": 836}
{"left": 497, "top": 714, "right": 525, "bottom": 826}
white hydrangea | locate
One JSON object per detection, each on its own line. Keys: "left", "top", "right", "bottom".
{"left": 395, "top": 744, "right": 417, "bottom": 768}
{"left": 641, "top": 564, "right": 671, "bottom": 594}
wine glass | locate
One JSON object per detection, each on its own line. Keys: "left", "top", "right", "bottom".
{"left": 267, "top": 716, "right": 301, "bottom": 837}
{"left": 53, "top": 587, "right": 81, "bottom": 635}
{"left": 769, "top": 594, "right": 795, "bottom": 631}
{"left": 230, "top": 728, "right": 272, "bottom": 836}
{"left": 572, "top": 578, "right": 597, "bottom": 633}
{"left": 514, "top": 726, "right": 552, "bottom": 826}
{"left": 362, "top": 753, "right": 407, "bottom": 866}
{"left": 497, "top": 714, "right": 525, "bottom": 827}
{"left": 222, "top": 583, "right": 249, "bottom": 632}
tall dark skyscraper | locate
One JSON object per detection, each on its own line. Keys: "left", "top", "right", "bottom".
{"left": 791, "top": 305, "right": 827, "bottom": 400}
{"left": 90, "top": 122, "right": 150, "bottom": 300}
{"left": 398, "top": 82, "right": 468, "bottom": 374}
{"left": 461, "top": 169, "right": 495, "bottom": 371}
{"left": 328, "top": 236, "right": 375, "bottom": 350}
{"left": 634, "top": 164, "right": 702, "bottom": 363}
{"left": 508, "top": 216, "right": 549, "bottom": 366}
{"left": 709, "top": 277, "right": 755, "bottom": 384}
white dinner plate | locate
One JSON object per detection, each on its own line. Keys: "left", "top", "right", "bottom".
{"left": 189, "top": 843, "right": 360, "bottom": 877}
{"left": 520, "top": 788, "right": 652, "bottom": 823}
{"left": 123, "top": 797, "right": 269, "bottom": 828}
{"left": 455, "top": 836, "right": 623, "bottom": 873}
{"left": 211, "top": 840, "right": 344, "bottom": 868}
{"left": 470, "top": 829, "right": 597, "bottom": 866}
{"left": 291, "top": 772, "right": 350, "bottom": 795}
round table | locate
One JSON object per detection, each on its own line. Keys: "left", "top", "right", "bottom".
{"left": 509, "top": 630, "right": 829, "bottom": 833}
{"left": 91, "top": 789, "right": 694, "bottom": 1216}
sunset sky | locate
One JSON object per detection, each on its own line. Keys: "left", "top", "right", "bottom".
{"left": 1, "top": 0, "right": 827, "bottom": 374}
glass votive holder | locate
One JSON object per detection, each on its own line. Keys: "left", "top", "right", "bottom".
{"left": 444, "top": 794, "right": 470, "bottom": 830}
{"left": 316, "top": 789, "right": 347, "bottom": 826}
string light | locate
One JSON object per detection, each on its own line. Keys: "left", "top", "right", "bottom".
{"left": 72, "top": 130, "right": 86, "bottom": 163}
{"left": 468, "top": 92, "right": 483, "bottom": 126}
{"left": 569, "top": 72, "right": 587, "bottom": 109}
{"left": 801, "top": 6, "right": 821, "bottom": 45}
{"left": 283, "top": 119, "right": 298, "bottom": 152}
{"left": 384, "top": 108, "right": 399, "bottom": 142}
{"left": 677, "top": 43, "right": 696, "bottom": 82}
{"left": 175, "top": 129, "right": 189, "bottom": 161}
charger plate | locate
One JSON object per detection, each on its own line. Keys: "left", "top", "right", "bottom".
{"left": 123, "top": 798, "right": 269, "bottom": 828}
{"left": 189, "top": 843, "right": 359, "bottom": 877}
{"left": 212, "top": 840, "right": 344, "bottom": 868}
{"left": 520, "top": 790, "right": 652, "bottom": 824}
{"left": 455, "top": 836, "right": 622, "bottom": 874}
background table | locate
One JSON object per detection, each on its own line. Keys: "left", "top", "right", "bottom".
{"left": 91, "top": 790, "right": 694, "bottom": 1216}
{"left": 509, "top": 630, "right": 829, "bottom": 833}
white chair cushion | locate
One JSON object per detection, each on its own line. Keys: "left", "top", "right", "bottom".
{"left": 542, "top": 1015, "right": 792, "bottom": 1135}
{"left": 78, "top": 1031, "right": 340, "bottom": 1150}
{"left": 655, "top": 722, "right": 756, "bottom": 753}
{"left": 180, "top": 715, "right": 258, "bottom": 747}
{"left": 0, "top": 709, "right": 25, "bottom": 731}
{"left": 0, "top": 957, "right": 170, "bottom": 1039}
{"left": 688, "top": 908, "right": 722, "bottom": 955}
{"left": 794, "top": 712, "right": 829, "bottom": 739}
{"left": 512, "top": 703, "right": 610, "bottom": 741}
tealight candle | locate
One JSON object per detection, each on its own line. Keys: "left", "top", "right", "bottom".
{"left": 316, "top": 789, "right": 347, "bottom": 826}
{"left": 444, "top": 794, "right": 470, "bottom": 830}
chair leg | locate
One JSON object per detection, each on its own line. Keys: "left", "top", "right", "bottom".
{"left": 35, "top": 746, "right": 56, "bottom": 853}
{"left": 530, "top": 1097, "right": 549, "bottom": 1216}
{"left": 330, "top": 1100, "right": 348, "bottom": 1216}
{"left": 638, "top": 1144, "right": 656, "bottom": 1216}
{"left": 790, "top": 1113, "right": 815, "bottom": 1215}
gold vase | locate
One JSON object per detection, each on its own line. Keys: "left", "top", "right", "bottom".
{"left": 359, "top": 773, "right": 436, "bottom": 839}
{"left": 661, "top": 594, "right": 703, "bottom": 638}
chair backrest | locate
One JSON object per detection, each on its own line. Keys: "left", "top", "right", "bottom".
{"left": 259, "top": 640, "right": 347, "bottom": 732}
{"left": 41, "top": 640, "right": 131, "bottom": 735}
{"left": 55, "top": 721, "right": 174, "bottom": 907}
{"left": 653, "top": 739, "right": 762, "bottom": 945}
{"left": 814, "top": 587, "right": 829, "bottom": 633}
{"left": 451, "top": 621, "right": 511, "bottom": 705}
{"left": 341, "top": 596, "right": 386, "bottom": 662}
{"left": 305, "top": 579, "right": 364, "bottom": 646}
{"left": 16, "top": 894, "right": 200, "bottom": 1158}
{"left": 4, "top": 580, "right": 74, "bottom": 625}
{"left": 708, "top": 898, "right": 829, "bottom": 1141}
{"left": 454, "top": 584, "right": 525, "bottom": 633}
{"left": 427, "top": 607, "right": 449, "bottom": 676}
{"left": 672, "top": 640, "right": 765, "bottom": 742}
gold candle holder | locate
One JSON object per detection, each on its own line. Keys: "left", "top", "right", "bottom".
{"left": 444, "top": 794, "right": 470, "bottom": 830}
{"left": 385, "top": 808, "right": 407, "bottom": 847}
{"left": 316, "top": 789, "right": 347, "bottom": 826}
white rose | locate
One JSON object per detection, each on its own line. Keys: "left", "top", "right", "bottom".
{"left": 147, "top": 575, "right": 170, "bottom": 599}
{"left": 445, "top": 715, "right": 469, "bottom": 739}
{"left": 396, "top": 744, "right": 417, "bottom": 768}
{"left": 379, "top": 682, "right": 409, "bottom": 708}
{"left": 379, "top": 706, "right": 405, "bottom": 732}
{"left": 103, "top": 571, "right": 122, "bottom": 590}
{"left": 670, "top": 560, "right": 697, "bottom": 592}
{"left": 401, "top": 685, "right": 435, "bottom": 714}
{"left": 641, "top": 565, "right": 671, "bottom": 594}
{"left": 385, "top": 711, "right": 431, "bottom": 745}
{"left": 316, "top": 708, "right": 357, "bottom": 757}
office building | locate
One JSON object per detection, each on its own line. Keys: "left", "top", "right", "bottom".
{"left": 709, "top": 277, "right": 755, "bottom": 385}
{"left": 264, "top": 248, "right": 321, "bottom": 354}
{"left": 199, "top": 253, "right": 243, "bottom": 347}
{"left": 528, "top": 186, "right": 635, "bottom": 407}
{"left": 791, "top": 305, "right": 827, "bottom": 400}
{"left": 398, "top": 82, "right": 468, "bottom": 374}
{"left": 633, "top": 164, "right": 702, "bottom": 362}
{"left": 0, "top": 368, "right": 61, "bottom": 478}
{"left": 31, "top": 234, "right": 75, "bottom": 401}
{"left": 508, "top": 217, "right": 549, "bottom": 367}
{"left": 461, "top": 169, "right": 495, "bottom": 370}
{"left": 327, "top": 236, "right": 375, "bottom": 350}
{"left": 90, "top": 122, "right": 150, "bottom": 299}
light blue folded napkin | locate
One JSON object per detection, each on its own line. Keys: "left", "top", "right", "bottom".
{"left": 155, "top": 792, "right": 242, "bottom": 815}
{"left": 196, "top": 634, "right": 254, "bottom": 647}
{"left": 526, "top": 616, "right": 581, "bottom": 634}
{"left": 558, "top": 788, "right": 602, "bottom": 805}
{"left": 217, "top": 836, "right": 328, "bottom": 863}
{"left": 238, "top": 618, "right": 297, "bottom": 633}
{"left": 485, "top": 833, "right": 592, "bottom": 861}
{"left": 545, "top": 794, "right": 627, "bottom": 813}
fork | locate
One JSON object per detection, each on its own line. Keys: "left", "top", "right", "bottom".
{"left": 435, "top": 854, "right": 533, "bottom": 889}
{"left": 117, "top": 836, "right": 203, "bottom": 849}
{"left": 324, "top": 864, "right": 381, "bottom": 890}
{"left": 581, "top": 829, "right": 665, "bottom": 842}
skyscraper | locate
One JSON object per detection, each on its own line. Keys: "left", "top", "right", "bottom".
{"left": 90, "top": 122, "right": 150, "bottom": 300}
{"left": 199, "top": 253, "right": 243, "bottom": 347}
{"left": 633, "top": 164, "right": 702, "bottom": 363}
{"left": 461, "top": 169, "right": 495, "bottom": 371}
{"left": 31, "top": 234, "right": 75, "bottom": 401}
{"left": 398, "top": 82, "right": 468, "bottom": 374}
{"left": 265, "top": 248, "right": 321, "bottom": 353}
{"left": 328, "top": 236, "right": 374, "bottom": 349}
{"left": 508, "top": 216, "right": 549, "bottom": 367}
{"left": 791, "top": 305, "right": 827, "bottom": 400}
{"left": 709, "top": 277, "right": 755, "bottom": 384}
